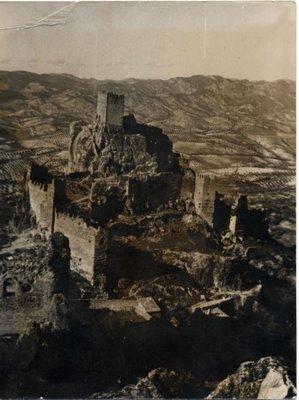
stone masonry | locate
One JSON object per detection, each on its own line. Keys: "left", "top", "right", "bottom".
{"left": 27, "top": 164, "right": 108, "bottom": 292}
{"left": 54, "top": 211, "right": 108, "bottom": 286}
{"left": 96, "top": 91, "right": 124, "bottom": 127}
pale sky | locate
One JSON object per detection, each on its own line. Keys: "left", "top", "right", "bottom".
{"left": 0, "top": 1, "right": 295, "bottom": 81}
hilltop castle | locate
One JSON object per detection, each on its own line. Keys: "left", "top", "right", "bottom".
{"left": 27, "top": 91, "right": 268, "bottom": 296}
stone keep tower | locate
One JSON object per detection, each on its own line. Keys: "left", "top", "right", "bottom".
{"left": 97, "top": 91, "right": 125, "bottom": 127}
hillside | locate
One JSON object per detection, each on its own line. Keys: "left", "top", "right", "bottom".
{"left": 0, "top": 70, "right": 295, "bottom": 170}
{"left": 0, "top": 71, "right": 295, "bottom": 247}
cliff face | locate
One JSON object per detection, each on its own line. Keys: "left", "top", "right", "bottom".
{"left": 68, "top": 115, "right": 179, "bottom": 176}
{"left": 68, "top": 122, "right": 157, "bottom": 176}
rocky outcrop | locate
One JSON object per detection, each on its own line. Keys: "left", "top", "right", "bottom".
{"left": 258, "top": 368, "right": 296, "bottom": 399}
{"left": 213, "top": 257, "right": 262, "bottom": 291}
{"left": 67, "top": 96, "right": 182, "bottom": 216}
{"left": 91, "top": 368, "right": 201, "bottom": 398}
{"left": 128, "top": 271, "right": 202, "bottom": 312}
{"left": 68, "top": 116, "right": 178, "bottom": 177}
{"left": 207, "top": 357, "right": 296, "bottom": 399}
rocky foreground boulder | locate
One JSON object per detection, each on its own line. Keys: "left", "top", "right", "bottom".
{"left": 91, "top": 368, "right": 202, "bottom": 398}
{"left": 207, "top": 357, "right": 296, "bottom": 399}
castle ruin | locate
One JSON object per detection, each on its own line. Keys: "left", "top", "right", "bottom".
{"left": 27, "top": 91, "right": 184, "bottom": 295}
{"left": 27, "top": 163, "right": 56, "bottom": 233}
{"left": 179, "top": 160, "right": 268, "bottom": 238}
{"left": 27, "top": 163, "right": 108, "bottom": 291}
{"left": 27, "top": 91, "right": 269, "bottom": 299}
{"left": 0, "top": 233, "right": 70, "bottom": 335}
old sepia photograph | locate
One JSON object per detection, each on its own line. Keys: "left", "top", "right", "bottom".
{"left": 0, "top": 1, "right": 296, "bottom": 398}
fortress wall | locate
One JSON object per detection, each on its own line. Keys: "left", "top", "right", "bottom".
{"left": 194, "top": 173, "right": 216, "bottom": 226}
{"left": 93, "top": 229, "right": 109, "bottom": 292}
{"left": 89, "top": 299, "right": 137, "bottom": 311}
{"left": 54, "top": 212, "right": 107, "bottom": 283}
{"left": 229, "top": 195, "right": 269, "bottom": 239}
{"left": 28, "top": 180, "right": 55, "bottom": 234}
{"left": 0, "top": 232, "right": 71, "bottom": 335}
{"left": 192, "top": 173, "right": 269, "bottom": 237}
{"left": 154, "top": 172, "right": 182, "bottom": 202}
{"left": 181, "top": 167, "right": 196, "bottom": 199}
{"left": 213, "top": 192, "right": 232, "bottom": 233}
{"left": 0, "top": 272, "right": 55, "bottom": 335}
{"left": 126, "top": 172, "right": 181, "bottom": 213}
{"left": 0, "top": 300, "right": 46, "bottom": 335}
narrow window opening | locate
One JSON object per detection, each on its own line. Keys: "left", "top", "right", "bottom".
{"left": 3, "top": 279, "right": 16, "bottom": 297}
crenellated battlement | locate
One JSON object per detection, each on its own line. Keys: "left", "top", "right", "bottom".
{"left": 29, "top": 162, "right": 53, "bottom": 184}
{"left": 54, "top": 210, "right": 100, "bottom": 235}
{"left": 28, "top": 166, "right": 56, "bottom": 234}
{"left": 54, "top": 210, "right": 107, "bottom": 286}
{"left": 196, "top": 173, "right": 218, "bottom": 182}
{"left": 27, "top": 163, "right": 108, "bottom": 290}
{"left": 28, "top": 179, "right": 54, "bottom": 192}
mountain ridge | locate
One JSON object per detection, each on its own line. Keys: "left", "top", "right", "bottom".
{"left": 0, "top": 70, "right": 295, "bottom": 171}
{"left": 1, "top": 70, "right": 295, "bottom": 84}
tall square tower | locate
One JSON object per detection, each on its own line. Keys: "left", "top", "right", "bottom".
{"left": 97, "top": 91, "right": 124, "bottom": 127}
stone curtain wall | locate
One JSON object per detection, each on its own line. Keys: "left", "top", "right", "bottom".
{"left": 213, "top": 192, "right": 232, "bottom": 234}
{"left": 28, "top": 179, "right": 55, "bottom": 234}
{"left": 181, "top": 168, "right": 196, "bottom": 200}
{"left": 0, "top": 272, "right": 54, "bottom": 335}
{"left": 54, "top": 212, "right": 106, "bottom": 283}
{"left": 27, "top": 164, "right": 108, "bottom": 287}
{"left": 0, "top": 234, "right": 70, "bottom": 335}
{"left": 0, "top": 299, "right": 45, "bottom": 335}
{"left": 229, "top": 196, "right": 269, "bottom": 239}
{"left": 93, "top": 229, "right": 109, "bottom": 293}
{"left": 126, "top": 172, "right": 181, "bottom": 213}
{"left": 194, "top": 174, "right": 216, "bottom": 226}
